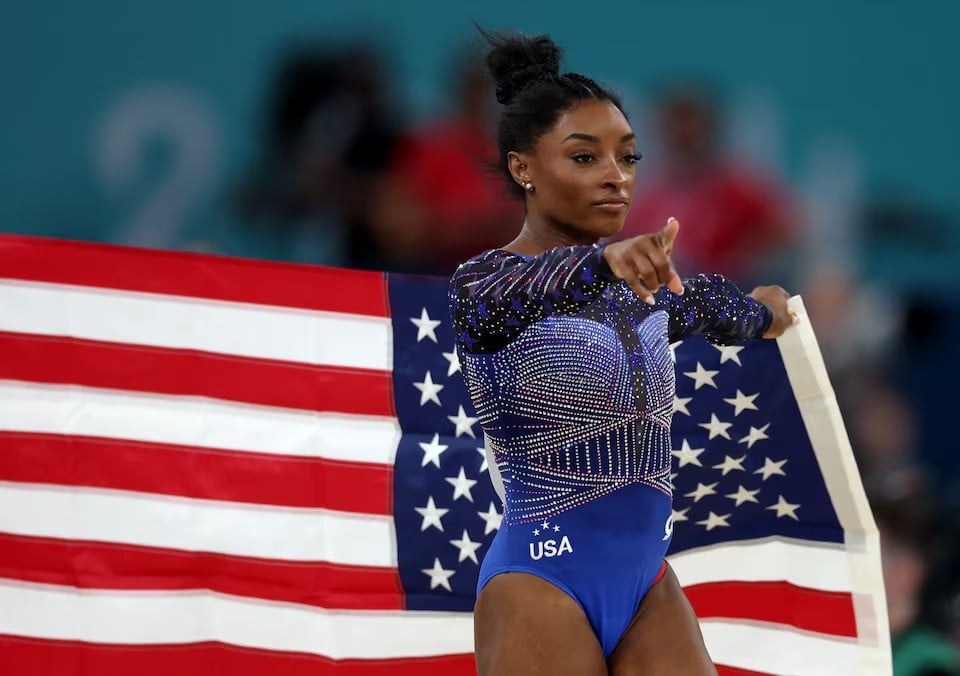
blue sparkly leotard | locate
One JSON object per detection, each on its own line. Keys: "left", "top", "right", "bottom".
{"left": 448, "top": 244, "right": 771, "bottom": 658}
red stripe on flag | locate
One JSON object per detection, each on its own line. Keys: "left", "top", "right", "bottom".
{"left": 0, "top": 234, "right": 389, "bottom": 317}
{"left": 716, "top": 666, "right": 773, "bottom": 676}
{"left": 0, "top": 432, "right": 393, "bottom": 514}
{"left": 0, "top": 635, "right": 475, "bottom": 676}
{"left": 0, "top": 533, "right": 404, "bottom": 611}
{"left": 0, "top": 332, "right": 395, "bottom": 416}
{"left": 685, "top": 580, "right": 857, "bottom": 638}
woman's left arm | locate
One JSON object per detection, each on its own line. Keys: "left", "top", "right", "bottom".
{"left": 662, "top": 275, "right": 795, "bottom": 343}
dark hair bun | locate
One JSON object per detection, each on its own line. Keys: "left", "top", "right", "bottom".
{"left": 480, "top": 29, "right": 563, "bottom": 105}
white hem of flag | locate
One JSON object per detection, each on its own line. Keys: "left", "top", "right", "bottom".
{"left": 776, "top": 297, "right": 891, "bottom": 675}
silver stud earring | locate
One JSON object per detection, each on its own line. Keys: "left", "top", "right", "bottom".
{"left": 524, "top": 182, "right": 534, "bottom": 192}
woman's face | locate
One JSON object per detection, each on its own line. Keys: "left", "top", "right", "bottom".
{"left": 514, "top": 99, "right": 639, "bottom": 241}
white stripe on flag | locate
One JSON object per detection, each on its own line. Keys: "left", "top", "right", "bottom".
{"left": 0, "top": 380, "right": 400, "bottom": 464}
{"left": 701, "top": 619, "right": 860, "bottom": 675}
{"left": 0, "top": 279, "right": 392, "bottom": 371}
{"left": 0, "top": 482, "right": 396, "bottom": 566}
{"left": 0, "top": 580, "right": 472, "bottom": 660}
{"left": 668, "top": 537, "right": 851, "bottom": 592}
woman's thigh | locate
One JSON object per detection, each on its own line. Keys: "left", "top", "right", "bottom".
{"left": 607, "top": 564, "right": 718, "bottom": 676}
{"left": 474, "top": 571, "right": 608, "bottom": 676}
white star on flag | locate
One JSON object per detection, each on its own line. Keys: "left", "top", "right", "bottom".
{"left": 413, "top": 371, "right": 444, "bottom": 406}
{"left": 767, "top": 495, "right": 801, "bottom": 520}
{"left": 449, "top": 529, "right": 482, "bottom": 564}
{"left": 671, "top": 507, "right": 690, "bottom": 523}
{"left": 420, "top": 558, "right": 455, "bottom": 591}
{"left": 684, "top": 362, "right": 719, "bottom": 390}
{"left": 684, "top": 482, "right": 718, "bottom": 503}
{"left": 414, "top": 496, "right": 449, "bottom": 532}
{"left": 699, "top": 413, "right": 733, "bottom": 440}
{"left": 723, "top": 390, "right": 759, "bottom": 416}
{"left": 671, "top": 439, "right": 706, "bottom": 467}
{"left": 714, "top": 344, "right": 745, "bottom": 365}
{"left": 410, "top": 308, "right": 441, "bottom": 343}
{"left": 725, "top": 485, "right": 761, "bottom": 506}
{"left": 445, "top": 466, "right": 478, "bottom": 502}
{"left": 476, "top": 446, "right": 489, "bottom": 473}
{"left": 418, "top": 433, "right": 448, "bottom": 468}
{"left": 697, "top": 511, "right": 732, "bottom": 531}
{"left": 712, "top": 454, "right": 747, "bottom": 475}
{"left": 447, "top": 405, "right": 479, "bottom": 438}
{"left": 668, "top": 341, "right": 682, "bottom": 363}
{"left": 673, "top": 396, "right": 692, "bottom": 416}
{"left": 739, "top": 424, "right": 771, "bottom": 449}
{"left": 442, "top": 348, "right": 461, "bottom": 376}
{"left": 477, "top": 502, "right": 503, "bottom": 535}
{"left": 754, "top": 457, "right": 788, "bottom": 480}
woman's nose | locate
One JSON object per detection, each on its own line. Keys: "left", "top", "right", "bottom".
{"left": 602, "top": 160, "right": 628, "bottom": 188}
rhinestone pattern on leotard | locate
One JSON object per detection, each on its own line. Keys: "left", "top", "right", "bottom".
{"left": 448, "top": 245, "right": 770, "bottom": 525}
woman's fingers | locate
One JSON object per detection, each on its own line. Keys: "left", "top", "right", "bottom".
{"left": 605, "top": 250, "right": 654, "bottom": 303}
{"left": 642, "top": 243, "right": 684, "bottom": 297}
{"left": 627, "top": 255, "right": 657, "bottom": 305}
{"left": 666, "top": 270, "right": 684, "bottom": 295}
{"left": 660, "top": 217, "right": 680, "bottom": 255}
{"left": 602, "top": 217, "right": 684, "bottom": 303}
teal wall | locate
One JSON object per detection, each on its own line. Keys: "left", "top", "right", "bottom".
{"left": 2, "top": 1, "right": 957, "bottom": 276}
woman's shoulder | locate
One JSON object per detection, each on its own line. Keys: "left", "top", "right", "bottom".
{"left": 449, "top": 249, "right": 520, "bottom": 287}
{"left": 459, "top": 248, "right": 520, "bottom": 268}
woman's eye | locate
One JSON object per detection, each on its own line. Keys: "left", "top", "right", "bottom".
{"left": 623, "top": 153, "right": 643, "bottom": 165}
{"left": 572, "top": 154, "right": 595, "bottom": 164}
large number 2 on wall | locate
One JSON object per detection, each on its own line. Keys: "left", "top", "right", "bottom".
{"left": 95, "top": 84, "right": 221, "bottom": 249}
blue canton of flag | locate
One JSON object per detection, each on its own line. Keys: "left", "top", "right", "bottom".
{"left": 390, "top": 276, "right": 500, "bottom": 611}
{"left": 667, "top": 338, "right": 843, "bottom": 553}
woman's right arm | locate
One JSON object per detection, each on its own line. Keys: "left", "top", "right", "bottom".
{"left": 449, "top": 218, "right": 687, "bottom": 354}
{"left": 448, "top": 245, "right": 617, "bottom": 354}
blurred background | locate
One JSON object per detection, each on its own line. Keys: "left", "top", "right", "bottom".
{"left": 2, "top": 1, "right": 958, "bottom": 672}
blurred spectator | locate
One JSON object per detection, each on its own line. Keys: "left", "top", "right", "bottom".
{"left": 802, "top": 266, "right": 902, "bottom": 375}
{"left": 616, "top": 84, "right": 794, "bottom": 286}
{"left": 364, "top": 47, "right": 522, "bottom": 274}
{"left": 844, "top": 369, "right": 927, "bottom": 501}
{"left": 872, "top": 495, "right": 960, "bottom": 675}
{"left": 800, "top": 267, "right": 916, "bottom": 496}
{"left": 235, "top": 42, "right": 405, "bottom": 267}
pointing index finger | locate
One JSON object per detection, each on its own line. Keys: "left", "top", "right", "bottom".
{"left": 661, "top": 217, "right": 680, "bottom": 251}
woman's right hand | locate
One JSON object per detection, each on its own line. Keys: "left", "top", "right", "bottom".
{"left": 603, "top": 217, "right": 685, "bottom": 305}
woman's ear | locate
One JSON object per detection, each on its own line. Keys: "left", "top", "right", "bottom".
{"left": 507, "top": 151, "right": 532, "bottom": 188}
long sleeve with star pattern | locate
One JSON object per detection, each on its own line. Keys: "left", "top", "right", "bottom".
{"left": 662, "top": 273, "right": 772, "bottom": 344}
{"left": 448, "top": 245, "right": 616, "bottom": 355}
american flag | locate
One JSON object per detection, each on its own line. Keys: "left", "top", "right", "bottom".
{"left": 0, "top": 235, "right": 890, "bottom": 675}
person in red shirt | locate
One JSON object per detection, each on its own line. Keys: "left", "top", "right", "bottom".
{"left": 616, "top": 86, "right": 794, "bottom": 285}
{"left": 366, "top": 51, "right": 522, "bottom": 274}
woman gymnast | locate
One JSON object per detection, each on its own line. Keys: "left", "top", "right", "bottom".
{"left": 448, "top": 29, "right": 796, "bottom": 675}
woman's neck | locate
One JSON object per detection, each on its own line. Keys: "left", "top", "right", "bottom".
{"left": 503, "top": 216, "right": 598, "bottom": 257}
